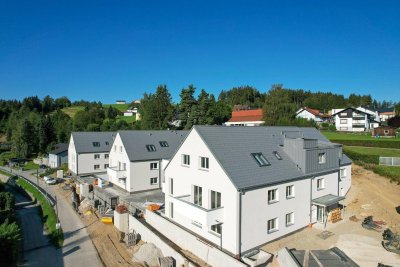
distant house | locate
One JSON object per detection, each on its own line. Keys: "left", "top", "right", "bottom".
{"left": 116, "top": 100, "right": 126, "bottom": 104}
{"left": 48, "top": 143, "right": 68, "bottom": 168}
{"left": 379, "top": 108, "right": 396, "bottom": 122}
{"left": 224, "top": 109, "right": 263, "bottom": 126}
{"left": 332, "top": 107, "right": 380, "bottom": 132}
{"left": 107, "top": 130, "right": 187, "bottom": 193}
{"left": 163, "top": 126, "right": 351, "bottom": 256}
{"left": 123, "top": 107, "right": 140, "bottom": 119}
{"left": 296, "top": 107, "right": 330, "bottom": 123}
{"left": 68, "top": 132, "right": 115, "bottom": 176}
{"left": 372, "top": 126, "right": 397, "bottom": 137}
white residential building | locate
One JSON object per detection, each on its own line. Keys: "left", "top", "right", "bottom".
{"left": 224, "top": 109, "right": 264, "bottom": 126}
{"left": 107, "top": 130, "right": 187, "bottom": 193}
{"left": 333, "top": 107, "right": 380, "bottom": 132}
{"left": 48, "top": 143, "right": 68, "bottom": 168}
{"left": 68, "top": 132, "right": 115, "bottom": 176}
{"left": 163, "top": 126, "right": 352, "bottom": 257}
{"left": 296, "top": 107, "right": 329, "bottom": 123}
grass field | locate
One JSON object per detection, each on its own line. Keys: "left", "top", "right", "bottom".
{"left": 103, "top": 103, "right": 130, "bottom": 112}
{"left": 23, "top": 161, "right": 39, "bottom": 171}
{"left": 322, "top": 131, "right": 399, "bottom": 141}
{"left": 61, "top": 106, "right": 85, "bottom": 117}
{"left": 344, "top": 146, "right": 400, "bottom": 157}
{"left": 116, "top": 115, "right": 136, "bottom": 123}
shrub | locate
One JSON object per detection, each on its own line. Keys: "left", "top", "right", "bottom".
{"left": 0, "top": 220, "right": 21, "bottom": 267}
{"left": 332, "top": 139, "right": 400, "bottom": 149}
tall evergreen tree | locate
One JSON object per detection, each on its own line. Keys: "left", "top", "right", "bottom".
{"left": 178, "top": 85, "right": 197, "bottom": 129}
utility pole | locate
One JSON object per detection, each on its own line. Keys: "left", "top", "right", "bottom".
{"left": 36, "top": 167, "right": 39, "bottom": 186}
{"left": 55, "top": 195, "right": 60, "bottom": 234}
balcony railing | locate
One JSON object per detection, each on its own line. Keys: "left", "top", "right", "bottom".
{"left": 172, "top": 194, "right": 224, "bottom": 227}
{"left": 107, "top": 166, "right": 127, "bottom": 179}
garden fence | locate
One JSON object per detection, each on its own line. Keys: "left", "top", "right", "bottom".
{"left": 379, "top": 157, "right": 400, "bottom": 166}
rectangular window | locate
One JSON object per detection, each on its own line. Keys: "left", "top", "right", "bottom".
{"left": 105, "top": 141, "right": 109, "bottom": 145}
{"left": 170, "top": 202, "right": 174, "bottom": 218}
{"left": 104, "top": 164, "right": 109, "bottom": 169}
{"left": 150, "top": 162, "right": 158, "bottom": 170}
{"left": 93, "top": 142, "right": 100, "bottom": 147}
{"left": 182, "top": 154, "right": 190, "bottom": 166}
{"left": 340, "top": 119, "right": 348, "bottom": 124}
{"left": 120, "top": 146, "right": 123, "bottom": 152}
{"left": 114, "top": 145, "right": 116, "bottom": 152}
{"left": 267, "top": 218, "right": 278, "bottom": 233}
{"left": 94, "top": 164, "right": 100, "bottom": 170}
{"left": 211, "top": 224, "right": 222, "bottom": 235}
{"left": 268, "top": 189, "right": 278, "bottom": 203}
{"left": 170, "top": 178, "right": 173, "bottom": 195}
{"left": 150, "top": 177, "right": 158, "bottom": 185}
{"left": 273, "top": 151, "right": 282, "bottom": 160}
{"left": 159, "top": 141, "right": 169, "bottom": 147}
{"left": 340, "top": 113, "right": 346, "bottom": 117}
{"left": 122, "top": 163, "right": 126, "bottom": 171}
{"left": 210, "top": 190, "right": 221, "bottom": 209}
{"left": 286, "top": 185, "right": 294, "bottom": 198}
{"left": 286, "top": 212, "right": 294, "bottom": 226}
{"left": 339, "top": 127, "right": 348, "bottom": 131}
{"left": 318, "top": 153, "right": 326, "bottom": 164}
{"left": 146, "top": 144, "right": 157, "bottom": 152}
{"left": 193, "top": 185, "right": 202, "bottom": 206}
{"left": 105, "top": 154, "right": 109, "bottom": 159}
{"left": 251, "top": 153, "right": 270, "bottom": 166}
{"left": 94, "top": 154, "right": 100, "bottom": 159}
{"left": 317, "top": 178, "right": 325, "bottom": 190}
{"left": 200, "top": 157, "right": 209, "bottom": 169}
{"left": 340, "top": 168, "right": 346, "bottom": 178}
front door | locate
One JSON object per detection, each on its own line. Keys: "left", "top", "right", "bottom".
{"left": 317, "top": 205, "right": 324, "bottom": 222}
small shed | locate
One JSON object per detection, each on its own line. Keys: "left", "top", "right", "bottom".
{"left": 372, "top": 126, "right": 397, "bottom": 138}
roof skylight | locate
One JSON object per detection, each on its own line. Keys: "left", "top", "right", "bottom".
{"left": 146, "top": 144, "right": 157, "bottom": 152}
{"left": 159, "top": 141, "right": 169, "bottom": 147}
{"left": 251, "top": 153, "right": 270, "bottom": 167}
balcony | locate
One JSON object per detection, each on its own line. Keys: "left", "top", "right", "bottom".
{"left": 107, "top": 166, "right": 127, "bottom": 179}
{"left": 172, "top": 194, "right": 224, "bottom": 227}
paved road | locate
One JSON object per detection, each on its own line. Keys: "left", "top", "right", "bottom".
{"left": 1, "top": 167, "right": 103, "bottom": 267}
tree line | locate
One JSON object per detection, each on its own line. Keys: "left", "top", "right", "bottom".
{"left": 0, "top": 85, "right": 399, "bottom": 158}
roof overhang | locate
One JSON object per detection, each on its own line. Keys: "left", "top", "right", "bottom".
{"left": 312, "top": 194, "right": 345, "bottom": 207}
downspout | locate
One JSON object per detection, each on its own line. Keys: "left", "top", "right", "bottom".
{"left": 310, "top": 176, "right": 313, "bottom": 224}
{"left": 159, "top": 160, "right": 162, "bottom": 188}
{"left": 76, "top": 153, "right": 79, "bottom": 176}
{"left": 237, "top": 190, "right": 243, "bottom": 258}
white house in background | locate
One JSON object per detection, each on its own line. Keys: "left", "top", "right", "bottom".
{"left": 68, "top": 132, "right": 115, "bottom": 176}
{"left": 296, "top": 107, "right": 329, "bottom": 123}
{"left": 48, "top": 143, "right": 68, "bottom": 168}
{"left": 224, "top": 109, "right": 264, "bottom": 126}
{"left": 116, "top": 100, "right": 126, "bottom": 104}
{"left": 332, "top": 107, "right": 380, "bottom": 132}
{"left": 107, "top": 130, "right": 187, "bottom": 193}
{"left": 163, "top": 126, "right": 352, "bottom": 257}
{"left": 123, "top": 107, "right": 141, "bottom": 121}
{"left": 378, "top": 108, "right": 396, "bottom": 122}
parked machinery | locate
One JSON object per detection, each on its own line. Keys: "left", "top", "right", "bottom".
{"left": 361, "top": 216, "right": 383, "bottom": 231}
{"left": 382, "top": 228, "right": 400, "bottom": 255}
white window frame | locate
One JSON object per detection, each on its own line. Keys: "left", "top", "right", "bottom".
{"left": 104, "top": 154, "right": 109, "bottom": 159}
{"left": 170, "top": 202, "right": 174, "bottom": 218}
{"left": 317, "top": 178, "right": 325, "bottom": 190}
{"left": 150, "top": 177, "right": 158, "bottom": 185}
{"left": 182, "top": 154, "right": 190, "bottom": 166}
{"left": 268, "top": 188, "right": 278, "bottom": 204}
{"left": 94, "top": 154, "right": 100, "bottom": 159}
{"left": 211, "top": 224, "right": 222, "bottom": 235}
{"left": 286, "top": 212, "right": 294, "bottom": 226}
{"left": 199, "top": 157, "right": 209, "bottom": 170}
{"left": 340, "top": 119, "right": 347, "bottom": 124}
{"left": 318, "top": 153, "right": 326, "bottom": 164}
{"left": 340, "top": 113, "right": 346, "bottom": 117}
{"left": 169, "top": 178, "right": 173, "bottom": 195}
{"left": 340, "top": 168, "right": 346, "bottom": 178}
{"left": 104, "top": 164, "right": 109, "bottom": 169}
{"left": 286, "top": 185, "right": 294, "bottom": 199}
{"left": 120, "top": 146, "right": 123, "bottom": 152}
{"left": 267, "top": 218, "right": 278, "bottom": 233}
{"left": 193, "top": 185, "right": 202, "bottom": 206}
{"left": 150, "top": 162, "right": 158, "bottom": 170}
{"left": 94, "top": 164, "right": 100, "bottom": 170}
{"left": 210, "top": 190, "right": 221, "bottom": 209}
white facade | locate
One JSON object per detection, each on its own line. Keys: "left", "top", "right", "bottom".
{"left": 224, "top": 121, "right": 263, "bottom": 127}
{"left": 296, "top": 108, "right": 327, "bottom": 123}
{"left": 335, "top": 110, "right": 378, "bottom": 132}
{"left": 107, "top": 133, "right": 166, "bottom": 193}
{"left": 164, "top": 127, "right": 352, "bottom": 256}
{"left": 68, "top": 136, "right": 110, "bottom": 175}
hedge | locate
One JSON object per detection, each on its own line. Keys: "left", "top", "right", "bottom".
{"left": 332, "top": 139, "right": 400, "bottom": 149}
{"left": 343, "top": 149, "right": 379, "bottom": 165}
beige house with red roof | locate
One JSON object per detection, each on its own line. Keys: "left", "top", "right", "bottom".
{"left": 224, "top": 109, "right": 264, "bottom": 126}
{"left": 296, "top": 107, "right": 330, "bottom": 123}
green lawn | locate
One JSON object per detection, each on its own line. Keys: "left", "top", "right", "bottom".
{"left": 103, "top": 103, "right": 130, "bottom": 112}
{"left": 116, "top": 115, "right": 136, "bottom": 123}
{"left": 344, "top": 146, "right": 400, "bottom": 157}
{"left": 22, "top": 161, "right": 39, "bottom": 171}
{"left": 322, "top": 131, "right": 400, "bottom": 141}
{"left": 61, "top": 106, "right": 85, "bottom": 117}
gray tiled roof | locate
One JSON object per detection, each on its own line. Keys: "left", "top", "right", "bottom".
{"left": 48, "top": 143, "right": 68, "bottom": 155}
{"left": 118, "top": 130, "right": 188, "bottom": 162}
{"left": 71, "top": 132, "right": 115, "bottom": 153}
{"left": 195, "top": 126, "right": 351, "bottom": 190}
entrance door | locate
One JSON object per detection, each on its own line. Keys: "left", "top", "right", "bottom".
{"left": 317, "top": 206, "right": 324, "bottom": 222}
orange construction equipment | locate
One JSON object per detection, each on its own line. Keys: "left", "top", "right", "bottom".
{"left": 147, "top": 204, "right": 161, "bottom": 211}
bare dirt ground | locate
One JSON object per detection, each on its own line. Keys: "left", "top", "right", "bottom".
{"left": 263, "top": 164, "right": 400, "bottom": 267}
{"left": 55, "top": 184, "right": 145, "bottom": 267}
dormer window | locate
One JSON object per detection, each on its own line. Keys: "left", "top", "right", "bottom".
{"left": 318, "top": 153, "right": 326, "bottom": 164}
{"left": 273, "top": 151, "right": 282, "bottom": 160}
{"left": 93, "top": 142, "right": 100, "bottom": 147}
{"left": 146, "top": 145, "right": 156, "bottom": 152}
{"left": 159, "top": 141, "right": 169, "bottom": 147}
{"left": 251, "top": 153, "right": 270, "bottom": 167}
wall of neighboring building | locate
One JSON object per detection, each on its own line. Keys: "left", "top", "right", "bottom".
{"left": 68, "top": 136, "right": 78, "bottom": 174}
{"left": 129, "top": 160, "right": 161, "bottom": 192}
{"left": 296, "top": 110, "right": 320, "bottom": 122}
{"left": 164, "top": 128, "right": 240, "bottom": 255}
{"left": 77, "top": 152, "right": 110, "bottom": 175}
{"left": 240, "top": 178, "right": 311, "bottom": 253}
{"left": 339, "top": 164, "right": 352, "bottom": 196}
{"left": 48, "top": 151, "right": 68, "bottom": 168}
{"left": 224, "top": 121, "right": 263, "bottom": 126}
{"left": 108, "top": 133, "right": 130, "bottom": 191}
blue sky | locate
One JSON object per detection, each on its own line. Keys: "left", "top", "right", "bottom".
{"left": 1, "top": 0, "right": 399, "bottom": 103}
